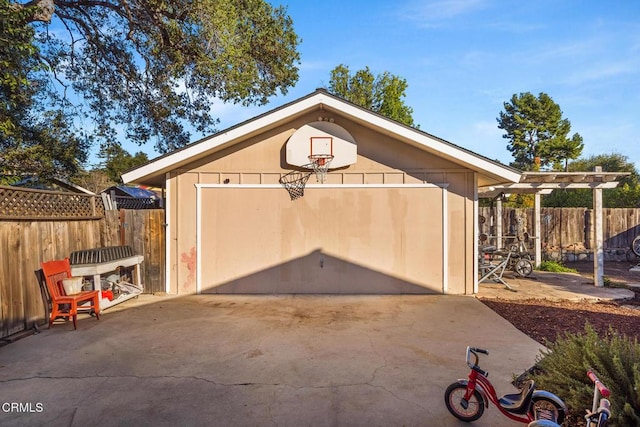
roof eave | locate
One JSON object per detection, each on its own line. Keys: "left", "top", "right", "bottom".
{"left": 123, "top": 89, "right": 521, "bottom": 186}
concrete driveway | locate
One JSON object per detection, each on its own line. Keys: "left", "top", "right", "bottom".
{"left": 0, "top": 295, "right": 544, "bottom": 426}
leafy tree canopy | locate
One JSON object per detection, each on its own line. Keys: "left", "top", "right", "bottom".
{"left": 1, "top": 0, "right": 300, "bottom": 179}
{"left": 98, "top": 142, "right": 149, "bottom": 184}
{"left": 543, "top": 153, "right": 640, "bottom": 208}
{"left": 327, "top": 64, "right": 416, "bottom": 127}
{"left": 497, "top": 92, "right": 583, "bottom": 171}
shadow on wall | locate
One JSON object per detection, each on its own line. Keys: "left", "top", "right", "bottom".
{"left": 202, "top": 249, "right": 439, "bottom": 295}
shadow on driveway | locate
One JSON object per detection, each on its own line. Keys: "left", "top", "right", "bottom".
{"left": 0, "top": 295, "right": 544, "bottom": 426}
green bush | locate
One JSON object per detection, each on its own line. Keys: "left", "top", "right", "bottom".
{"left": 530, "top": 325, "right": 640, "bottom": 426}
{"left": 537, "top": 260, "right": 578, "bottom": 273}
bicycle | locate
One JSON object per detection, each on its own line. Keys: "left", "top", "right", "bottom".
{"left": 633, "top": 235, "right": 640, "bottom": 257}
{"left": 527, "top": 369, "right": 611, "bottom": 427}
{"left": 585, "top": 369, "right": 611, "bottom": 427}
{"left": 444, "top": 346, "right": 566, "bottom": 423}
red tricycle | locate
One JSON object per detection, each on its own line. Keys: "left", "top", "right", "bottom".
{"left": 444, "top": 346, "right": 566, "bottom": 423}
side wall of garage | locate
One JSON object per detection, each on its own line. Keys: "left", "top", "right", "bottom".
{"left": 166, "top": 109, "right": 477, "bottom": 295}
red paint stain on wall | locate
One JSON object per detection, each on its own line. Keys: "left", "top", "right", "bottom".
{"left": 180, "top": 247, "right": 196, "bottom": 292}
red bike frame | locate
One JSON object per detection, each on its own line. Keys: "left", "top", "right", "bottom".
{"left": 464, "top": 366, "right": 535, "bottom": 423}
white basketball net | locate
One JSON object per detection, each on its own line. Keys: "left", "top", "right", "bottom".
{"left": 308, "top": 154, "right": 334, "bottom": 183}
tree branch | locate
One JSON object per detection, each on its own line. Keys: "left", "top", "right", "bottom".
{"left": 17, "top": 0, "right": 55, "bottom": 23}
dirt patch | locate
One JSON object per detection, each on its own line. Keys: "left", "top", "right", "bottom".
{"left": 479, "top": 261, "right": 640, "bottom": 344}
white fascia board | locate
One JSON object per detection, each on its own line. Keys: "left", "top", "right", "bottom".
{"left": 123, "top": 94, "right": 327, "bottom": 184}
{"left": 318, "top": 97, "right": 521, "bottom": 184}
{"left": 123, "top": 91, "right": 520, "bottom": 184}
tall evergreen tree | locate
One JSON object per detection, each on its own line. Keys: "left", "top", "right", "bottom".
{"left": 497, "top": 92, "right": 583, "bottom": 171}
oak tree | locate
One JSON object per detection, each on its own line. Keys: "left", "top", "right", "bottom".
{"left": 1, "top": 0, "right": 300, "bottom": 178}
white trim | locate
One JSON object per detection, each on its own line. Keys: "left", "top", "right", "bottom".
{"left": 123, "top": 95, "right": 326, "bottom": 183}
{"left": 165, "top": 173, "right": 171, "bottom": 293}
{"left": 319, "top": 96, "right": 521, "bottom": 183}
{"left": 123, "top": 91, "right": 521, "bottom": 185}
{"left": 196, "top": 184, "right": 203, "bottom": 294}
{"left": 442, "top": 185, "right": 449, "bottom": 294}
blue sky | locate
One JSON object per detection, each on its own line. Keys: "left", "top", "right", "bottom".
{"left": 128, "top": 0, "right": 640, "bottom": 171}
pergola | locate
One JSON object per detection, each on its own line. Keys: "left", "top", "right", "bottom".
{"left": 478, "top": 168, "right": 630, "bottom": 287}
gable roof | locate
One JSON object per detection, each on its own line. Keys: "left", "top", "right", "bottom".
{"left": 103, "top": 185, "right": 159, "bottom": 199}
{"left": 122, "top": 89, "right": 521, "bottom": 187}
{"left": 11, "top": 176, "right": 95, "bottom": 195}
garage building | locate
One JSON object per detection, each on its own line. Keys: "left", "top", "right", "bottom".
{"left": 123, "top": 89, "right": 521, "bottom": 295}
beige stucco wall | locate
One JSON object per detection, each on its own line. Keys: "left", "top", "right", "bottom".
{"left": 166, "top": 109, "right": 477, "bottom": 295}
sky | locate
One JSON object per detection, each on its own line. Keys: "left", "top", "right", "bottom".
{"left": 124, "top": 0, "right": 640, "bottom": 171}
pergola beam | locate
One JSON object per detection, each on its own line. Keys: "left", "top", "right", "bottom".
{"left": 478, "top": 170, "right": 629, "bottom": 287}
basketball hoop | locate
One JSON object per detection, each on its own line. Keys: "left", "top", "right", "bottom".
{"left": 279, "top": 169, "right": 312, "bottom": 200}
{"left": 308, "top": 154, "right": 334, "bottom": 183}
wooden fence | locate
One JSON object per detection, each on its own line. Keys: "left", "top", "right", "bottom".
{"left": 0, "top": 187, "right": 165, "bottom": 339}
{"left": 479, "top": 207, "right": 640, "bottom": 257}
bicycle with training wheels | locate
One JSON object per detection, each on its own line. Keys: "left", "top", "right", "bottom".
{"left": 444, "top": 346, "right": 566, "bottom": 424}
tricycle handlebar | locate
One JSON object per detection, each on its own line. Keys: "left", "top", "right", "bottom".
{"left": 466, "top": 346, "right": 489, "bottom": 377}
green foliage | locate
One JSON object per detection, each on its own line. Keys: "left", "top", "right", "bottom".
{"left": 327, "top": 64, "right": 416, "bottom": 127}
{"left": 98, "top": 143, "right": 149, "bottom": 184}
{"left": 0, "top": 0, "right": 38, "bottom": 135}
{"left": 531, "top": 325, "right": 640, "bottom": 426}
{"left": 2, "top": 0, "right": 301, "bottom": 161}
{"left": 536, "top": 261, "right": 577, "bottom": 273}
{"left": 502, "top": 193, "right": 535, "bottom": 208}
{"left": 497, "top": 92, "right": 583, "bottom": 171}
{"left": 1, "top": 1, "right": 93, "bottom": 179}
{"left": 544, "top": 153, "right": 640, "bottom": 208}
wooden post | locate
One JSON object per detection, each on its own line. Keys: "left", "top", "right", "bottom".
{"left": 593, "top": 166, "right": 604, "bottom": 287}
{"left": 496, "top": 198, "right": 503, "bottom": 248}
{"left": 534, "top": 192, "right": 542, "bottom": 267}
{"left": 119, "top": 209, "right": 126, "bottom": 246}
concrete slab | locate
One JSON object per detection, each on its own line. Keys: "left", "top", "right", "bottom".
{"left": 0, "top": 295, "right": 546, "bottom": 426}
{"left": 477, "top": 271, "right": 635, "bottom": 301}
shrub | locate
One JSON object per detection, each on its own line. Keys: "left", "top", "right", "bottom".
{"left": 530, "top": 324, "right": 640, "bottom": 426}
{"left": 537, "top": 260, "right": 578, "bottom": 273}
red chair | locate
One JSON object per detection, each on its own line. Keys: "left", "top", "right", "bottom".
{"left": 41, "top": 258, "right": 100, "bottom": 329}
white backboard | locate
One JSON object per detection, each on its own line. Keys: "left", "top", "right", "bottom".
{"left": 285, "top": 121, "right": 357, "bottom": 168}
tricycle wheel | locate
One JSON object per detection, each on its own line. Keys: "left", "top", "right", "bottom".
{"left": 444, "top": 383, "right": 484, "bottom": 422}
